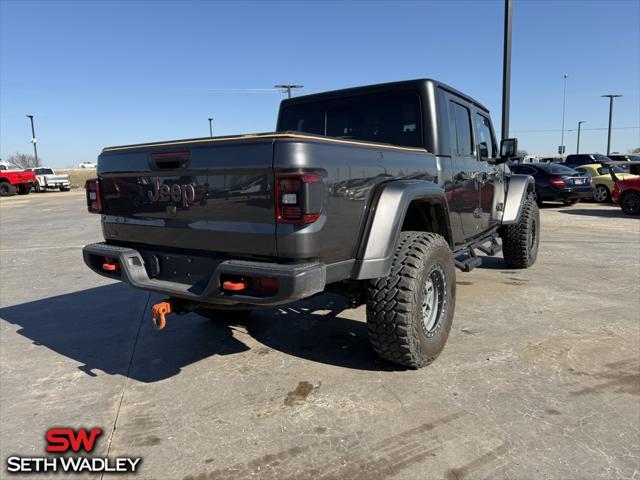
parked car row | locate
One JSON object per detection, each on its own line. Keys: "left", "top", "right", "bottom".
{"left": 508, "top": 153, "right": 640, "bottom": 215}
{"left": 0, "top": 166, "right": 70, "bottom": 196}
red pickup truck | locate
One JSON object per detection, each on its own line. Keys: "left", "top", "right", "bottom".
{"left": 0, "top": 166, "right": 37, "bottom": 196}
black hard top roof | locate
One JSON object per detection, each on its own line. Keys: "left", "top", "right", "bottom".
{"left": 280, "top": 79, "right": 490, "bottom": 113}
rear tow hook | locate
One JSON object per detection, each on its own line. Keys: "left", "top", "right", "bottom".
{"left": 151, "top": 301, "right": 173, "bottom": 330}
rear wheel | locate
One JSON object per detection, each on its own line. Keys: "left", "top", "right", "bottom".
{"left": 17, "top": 184, "right": 31, "bottom": 195}
{"left": 366, "top": 232, "right": 456, "bottom": 369}
{"left": 0, "top": 182, "right": 16, "bottom": 197}
{"left": 594, "top": 184, "right": 611, "bottom": 203}
{"left": 620, "top": 190, "right": 640, "bottom": 215}
{"left": 499, "top": 192, "right": 540, "bottom": 269}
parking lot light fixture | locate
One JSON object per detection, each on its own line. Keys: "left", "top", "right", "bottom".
{"left": 275, "top": 84, "right": 303, "bottom": 99}
{"left": 576, "top": 121, "right": 586, "bottom": 154}
{"left": 26, "top": 114, "right": 39, "bottom": 167}
{"left": 208, "top": 117, "right": 213, "bottom": 138}
{"left": 601, "top": 95, "right": 622, "bottom": 155}
{"left": 560, "top": 74, "right": 569, "bottom": 156}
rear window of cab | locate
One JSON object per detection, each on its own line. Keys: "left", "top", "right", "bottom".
{"left": 278, "top": 91, "right": 423, "bottom": 148}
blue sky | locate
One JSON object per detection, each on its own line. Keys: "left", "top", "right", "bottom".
{"left": 1, "top": 0, "right": 638, "bottom": 167}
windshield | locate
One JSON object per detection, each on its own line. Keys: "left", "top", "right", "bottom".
{"left": 597, "top": 165, "right": 628, "bottom": 175}
{"left": 278, "top": 91, "right": 423, "bottom": 148}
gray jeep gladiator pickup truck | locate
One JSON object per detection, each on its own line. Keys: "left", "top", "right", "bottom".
{"left": 83, "top": 79, "right": 539, "bottom": 368}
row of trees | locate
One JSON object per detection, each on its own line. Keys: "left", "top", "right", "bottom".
{"left": 2, "top": 153, "right": 41, "bottom": 169}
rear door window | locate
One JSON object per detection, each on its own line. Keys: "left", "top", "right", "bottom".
{"left": 450, "top": 102, "right": 473, "bottom": 156}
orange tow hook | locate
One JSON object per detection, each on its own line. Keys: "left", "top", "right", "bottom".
{"left": 151, "top": 301, "right": 173, "bottom": 330}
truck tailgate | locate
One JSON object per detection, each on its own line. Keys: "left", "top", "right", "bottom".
{"left": 98, "top": 139, "right": 276, "bottom": 257}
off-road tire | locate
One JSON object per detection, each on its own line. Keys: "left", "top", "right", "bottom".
{"left": 0, "top": 182, "right": 17, "bottom": 197}
{"left": 594, "top": 184, "right": 611, "bottom": 203}
{"left": 499, "top": 192, "right": 540, "bottom": 269}
{"left": 60, "top": 186, "right": 70, "bottom": 192}
{"left": 366, "top": 232, "right": 456, "bottom": 369}
{"left": 620, "top": 190, "right": 640, "bottom": 215}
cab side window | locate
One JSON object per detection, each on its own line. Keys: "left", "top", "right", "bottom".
{"left": 449, "top": 101, "right": 473, "bottom": 156}
{"left": 474, "top": 113, "right": 496, "bottom": 159}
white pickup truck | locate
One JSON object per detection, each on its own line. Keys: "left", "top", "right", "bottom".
{"left": 26, "top": 167, "right": 71, "bottom": 192}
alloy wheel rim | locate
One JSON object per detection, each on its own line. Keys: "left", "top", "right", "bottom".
{"left": 421, "top": 264, "right": 446, "bottom": 337}
{"left": 595, "top": 187, "right": 607, "bottom": 202}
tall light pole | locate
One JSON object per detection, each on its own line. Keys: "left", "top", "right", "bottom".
{"left": 208, "top": 117, "right": 213, "bottom": 138}
{"left": 576, "top": 121, "right": 586, "bottom": 154}
{"left": 601, "top": 94, "right": 622, "bottom": 155}
{"left": 560, "top": 74, "right": 569, "bottom": 156}
{"left": 26, "top": 115, "right": 39, "bottom": 167}
{"left": 501, "top": 0, "right": 512, "bottom": 140}
{"left": 274, "top": 84, "right": 303, "bottom": 99}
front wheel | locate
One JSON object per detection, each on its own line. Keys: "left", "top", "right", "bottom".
{"left": 366, "top": 232, "right": 456, "bottom": 369}
{"left": 620, "top": 190, "right": 640, "bottom": 215}
{"left": 594, "top": 185, "right": 611, "bottom": 203}
{"left": 0, "top": 182, "right": 17, "bottom": 197}
{"left": 499, "top": 192, "right": 540, "bottom": 269}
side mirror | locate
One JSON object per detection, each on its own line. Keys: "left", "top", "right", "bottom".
{"left": 500, "top": 138, "right": 518, "bottom": 160}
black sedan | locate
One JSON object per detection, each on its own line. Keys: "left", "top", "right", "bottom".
{"left": 510, "top": 163, "right": 594, "bottom": 206}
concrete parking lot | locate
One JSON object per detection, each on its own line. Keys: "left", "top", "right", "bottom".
{"left": 1, "top": 191, "right": 639, "bottom": 479}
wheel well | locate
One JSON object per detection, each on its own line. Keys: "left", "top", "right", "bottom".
{"left": 401, "top": 199, "right": 452, "bottom": 246}
{"left": 621, "top": 188, "right": 640, "bottom": 197}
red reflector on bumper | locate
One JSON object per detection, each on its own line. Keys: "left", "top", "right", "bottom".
{"left": 102, "top": 262, "right": 120, "bottom": 271}
{"left": 223, "top": 280, "right": 250, "bottom": 291}
{"left": 259, "top": 277, "right": 279, "bottom": 292}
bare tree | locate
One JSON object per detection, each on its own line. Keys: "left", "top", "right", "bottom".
{"left": 6, "top": 152, "right": 40, "bottom": 169}
{"left": 517, "top": 150, "right": 529, "bottom": 157}
{"left": 631, "top": 147, "right": 640, "bottom": 154}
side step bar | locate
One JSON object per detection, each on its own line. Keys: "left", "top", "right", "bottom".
{"left": 454, "top": 234, "right": 502, "bottom": 272}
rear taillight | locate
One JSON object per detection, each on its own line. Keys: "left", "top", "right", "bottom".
{"left": 548, "top": 177, "right": 566, "bottom": 188}
{"left": 275, "top": 173, "right": 322, "bottom": 224}
{"left": 85, "top": 178, "right": 103, "bottom": 214}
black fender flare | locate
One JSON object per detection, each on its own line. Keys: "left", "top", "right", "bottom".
{"left": 352, "top": 180, "right": 453, "bottom": 280}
